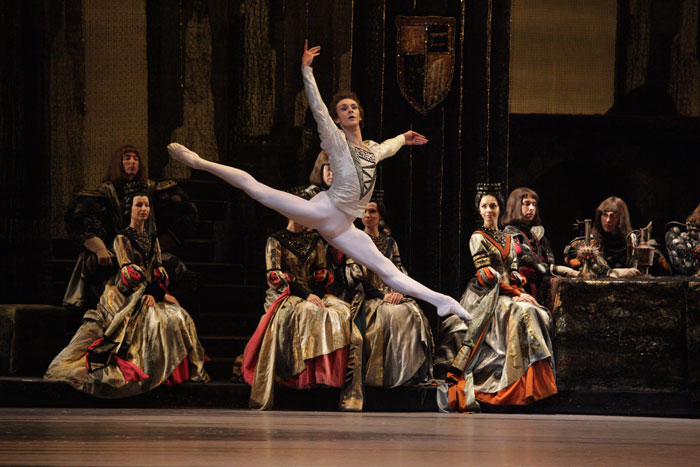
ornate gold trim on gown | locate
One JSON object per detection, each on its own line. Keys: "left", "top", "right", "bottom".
{"left": 243, "top": 229, "right": 360, "bottom": 410}
{"left": 437, "top": 230, "right": 556, "bottom": 412}
{"left": 45, "top": 231, "right": 209, "bottom": 398}
{"left": 346, "top": 233, "right": 434, "bottom": 387}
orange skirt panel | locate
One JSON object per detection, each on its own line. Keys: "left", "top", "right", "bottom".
{"left": 475, "top": 359, "right": 558, "bottom": 406}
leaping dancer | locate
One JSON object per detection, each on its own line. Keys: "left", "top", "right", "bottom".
{"left": 167, "top": 41, "right": 470, "bottom": 322}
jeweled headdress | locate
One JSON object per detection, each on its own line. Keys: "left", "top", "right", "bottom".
{"left": 474, "top": 182, "right": 504, "bottom": 211}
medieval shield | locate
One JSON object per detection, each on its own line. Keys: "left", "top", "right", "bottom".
{"left": 396, "top": 16, "right": 456, "bottom": 115}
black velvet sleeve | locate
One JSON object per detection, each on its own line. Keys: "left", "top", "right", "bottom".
{"left": 362, "top": 281, "right": 385, "bottom": 300}
{"left": 289, "top": 282, "right": 312, "bottom": 300}
{"left": 64, "top": 194, "right": 112, "bottom": 244}
{"left": 144, "top": 281, "right": 167, "bottom": 302}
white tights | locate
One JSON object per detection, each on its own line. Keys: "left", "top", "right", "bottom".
{"left": 167, "top": 143, "right": 470, "bottom": 320}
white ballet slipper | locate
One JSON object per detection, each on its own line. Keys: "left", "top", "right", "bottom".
{"left": 167, "top": 143, "right": 203, "bottom": 169}
{"left": 437, "top": 300, "right": 472, "bottom": 321}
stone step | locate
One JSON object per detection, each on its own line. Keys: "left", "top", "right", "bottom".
{"left": 192, "top": 199, "right": 229, "bottom": 222}
{"left": 195, "top": 311, "right": 263, "bottom": 336}
{"left": 0, "top": 376, "right": 447, "bottom": 412}
{"left": 0, "top": 305, "right": 80, "bottom": 377}
{"left": 50, "top": 281, "right": 69, "bottom": 307}
{"left": 194, "top": 220, "right": 216, "bottom": 238}
{"left": 204, "top": 357, "right": 238, "bottom": 382}
{"left": 199, "top": 335, "right": 248, "bottom": 361}
{"left": 50, "top": 258, "right": 77, "bottom": 279}
{"left": 170, "top": 239, "right": 216, "bottom": 262}
{"left": 4, "top": 376, "right": 697, "bottom": 415}
{"left": 186, "top": 262, "right": 246, "bottom": 285}
{"left": 197, "top": 284, "right": 265, "bottom": 312}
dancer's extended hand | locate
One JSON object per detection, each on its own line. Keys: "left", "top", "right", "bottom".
{"left": 383, "top": 292, "right": 403, "bottom": 304}
{"left": 403, "top": 130, "right": 428, "bottom": 146}
{"left": 302, "top": 40, "right": 321, "bottom": 67}
{"left": 307, "top": 293, "right": 325, "bottom": 308}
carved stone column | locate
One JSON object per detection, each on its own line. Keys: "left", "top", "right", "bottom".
{"left": 166, "top": 7, "right": 221, "bottom": 179}
{"left": 49, "top": 0, "right": 86, "bottom": 233}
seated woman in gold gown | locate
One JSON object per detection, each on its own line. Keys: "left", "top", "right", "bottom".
{"left": 242, "top": 187, "right": 360, "bottom": 410}
{"left": 344, "top": 196, "right": 434, "bottom": 387}
{"left": 45, "top": 182, "right": 209, "bottom": 398}
{"left": 436, "top": 187, "right": 557, "bottom": 412}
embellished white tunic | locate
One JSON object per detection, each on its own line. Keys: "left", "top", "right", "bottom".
{"left": 302, "top": 65, "right": 405, "bottom": 218}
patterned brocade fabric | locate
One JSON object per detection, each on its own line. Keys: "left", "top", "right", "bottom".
{"left": 666, "top": 223, "right": 700, "bottom": 275}
{"left": 435, "top": 229, "right": 556, "bottom": 410}
{"left": 345, "top": 232, "right": 434, "bottom": 388}
{"left": 246, "top": 228, "right": 354, "bottom": 410}
{"left": 470, "top": 230, "right": 518, "bottom": 285}
{"left": 272, "top": 229, "right": 321, "bottom": 264}
{"left": 124, "top": 226, "right": 152, "bottom": 260}
{"left": 62, "top": 179, "right": 196, "bottom": 311}
{"left": 45, "top": 233, "right": 209, "bottom": 398}
{"left": 266, "top": 229, "right": 326, "bottom": 296}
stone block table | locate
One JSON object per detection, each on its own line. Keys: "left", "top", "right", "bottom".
{"left": 547, "top": 277, "right": 700, "bottom": 401}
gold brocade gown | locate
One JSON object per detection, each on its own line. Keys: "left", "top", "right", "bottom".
{"left": 243, "top": 229, "right": 358, "bottom": 410}
{"left": 436, "top": 230, "right": 556, "bottom": 411}
{"left": 347, "top": 233, "right": 434, "bottom": 387}
{"left": 45, "top": 228, "right": 209, "bottom": 398}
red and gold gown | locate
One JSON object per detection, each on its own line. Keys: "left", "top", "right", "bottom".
{"left": 242, "top": 228, "right": 361, "bottom": 410}
{"left": 45, "top": 227, "right": 209, "bottom": 397}
{"left": 436, "top": 229, "right": 557, "bottom": 412}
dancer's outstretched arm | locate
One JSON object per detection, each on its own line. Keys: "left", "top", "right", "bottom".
{"left": 301, "top": 41, "right": 346, "bottom": 159}
{"left": 376, "top": 131, "right": 428, "bottom": 162}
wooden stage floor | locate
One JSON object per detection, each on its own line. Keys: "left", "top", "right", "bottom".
{"left": 0, "top": 409, "right": 699, "bottom": 466}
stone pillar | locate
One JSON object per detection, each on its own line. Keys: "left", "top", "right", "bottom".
{"left": 238, "top": 0, "right": 275, "bottom": 139}
{"left": 166, "top": 5, "right": 221, "bottom": 179}
{"left": 49, "top": 0, "right": 85, "bottom": 234}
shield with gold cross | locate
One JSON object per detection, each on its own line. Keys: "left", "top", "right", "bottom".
{"left": 396, "top": 16, "right": 456, "bottom": 116}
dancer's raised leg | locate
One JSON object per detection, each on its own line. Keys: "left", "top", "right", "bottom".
{"left": 168, "top": 143, "right": 342, "bottom": 230}
{"left": 327, "top": 226, "right": 471, "bottom": 321}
